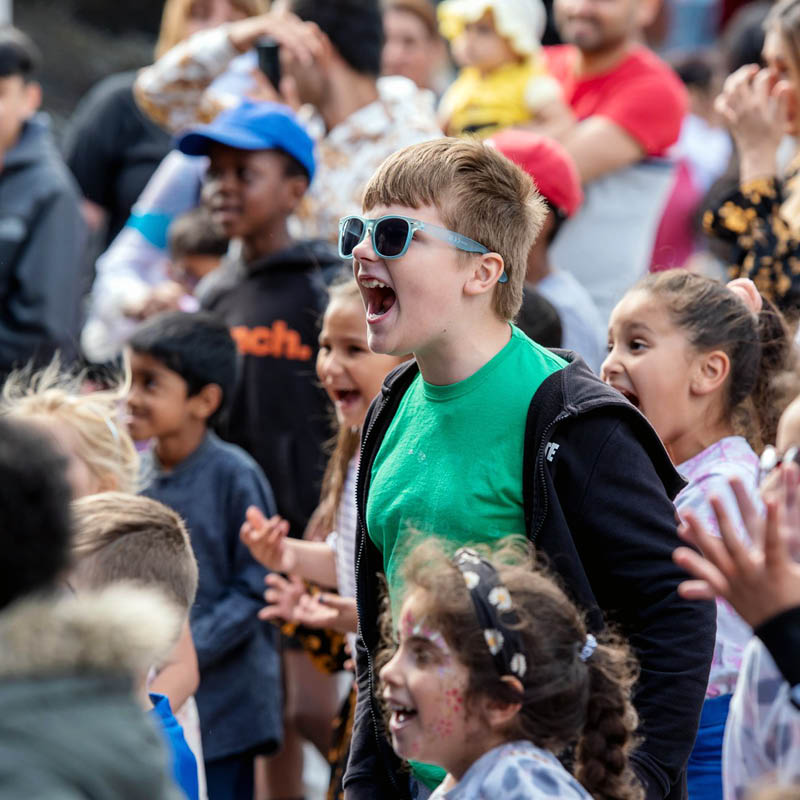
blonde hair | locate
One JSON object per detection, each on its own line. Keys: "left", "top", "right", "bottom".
{"left": 362, "top": 137, "right": 546, "bottom": 321}
{"left": 155, "top": 0, "right": 271, "bottom": 58}
{"left": 72, "top": 492, "right": 199, "bottom": 613}
{"left": 0, "top": 360, "right": 139, "bottom": 495}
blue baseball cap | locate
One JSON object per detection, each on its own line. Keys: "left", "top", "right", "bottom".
{"left": 176, "top": 101, "right": 316, "bottom": 182}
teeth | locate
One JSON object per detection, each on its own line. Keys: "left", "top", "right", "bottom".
{"left": 360, "top": 278, "right": 390, "bottom": 289}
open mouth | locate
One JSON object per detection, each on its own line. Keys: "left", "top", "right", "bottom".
{"left": 617, "top": 387, "right": 640, "bottom": 408}
{"left": 360, "top": 277, "right": 397, "bottom": 322}
{"left": 332, "top": 388, "right": 361, "bottom": 406}
{"left": 386, "top": 700, "right": 418, "bottom": 732}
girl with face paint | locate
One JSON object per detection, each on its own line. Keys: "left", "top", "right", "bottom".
{"left": 378, "top": 539, "right": 643, "bottom": 800}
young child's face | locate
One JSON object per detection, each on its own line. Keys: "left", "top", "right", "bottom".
{"left": 379, "top": 589, "right": 485, "bottom": 778}
{"left": 316, "top": 294, "right": 403, "bottom": 430}
{"left": 601, "top": 289, "right": 703, "bottom": 450}
{"left": 202, "top": 144, "right": 300, "bottom": 242}
{"left": 453, "top": 11, "right": 519, "bottom": 73}
{"left": 126, "top": 351, "right": 197, "bottom": 443}
{"left": 168, "top": 253, "right": 223, "bottom": 294}
{"left": 0, "top": 75, "right": 40, "bottom": 155}
{"left": 352, "top": 203, "right": 473, "bottom": 360}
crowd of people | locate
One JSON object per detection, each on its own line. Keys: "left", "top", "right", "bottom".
{"left": 1, "top": 0, "right": 800, "bottom": 799}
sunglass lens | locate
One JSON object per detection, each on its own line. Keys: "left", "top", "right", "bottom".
{"left": 374, "top": 217, "right": 410, "bottom": 258}
{"left": 340, "top": 218, "right": 365, "bottom": 256}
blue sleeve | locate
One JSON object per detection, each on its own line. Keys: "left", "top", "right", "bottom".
{"left": 190, "top": 464, "right": 277, "bottom": 671}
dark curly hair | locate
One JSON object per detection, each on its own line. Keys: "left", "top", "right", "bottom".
{"left": 380, "top": 538, "right": 643, "bottom": 800}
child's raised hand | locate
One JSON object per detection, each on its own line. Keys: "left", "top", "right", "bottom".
{"left": 258, "top": 572, "right": 306, "bottom": 622}
{"left": 673, "top": 468, "right": 800, "bottom": 628}
{"left": 240, "top": 506, "right": 295, "bottom": 572}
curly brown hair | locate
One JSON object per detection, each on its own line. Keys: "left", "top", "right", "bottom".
{"left": 381, "top": 538, "right": 644, "bottom": 800}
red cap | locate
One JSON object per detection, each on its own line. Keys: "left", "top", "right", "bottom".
{"left": 488, "top": 130, "right": 583, "bottom": 218}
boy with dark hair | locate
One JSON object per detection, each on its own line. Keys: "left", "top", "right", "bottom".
{"left": 0, "top": 26, "right": 87, "bottom": 377}
{"left": 342, "top": 138, "right": 715, "bottom": 800}
{"left": 0, "top": 417, "right": 182, "bottom": 798}
{"left": 127, "top": 310, "right": 281, "bottom": 800}
{"left": 71, "top": 491, "right": 201, "bottom": 800}
{"left": 176, "top": 102, "right": 341, "bottom": 536}
{"left": 167, "top": 207, "right": 228, "bottom": 295}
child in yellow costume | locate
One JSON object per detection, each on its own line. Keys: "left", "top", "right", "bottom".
{"left": 438, "top": 0, "right": 561, "bottom": 138}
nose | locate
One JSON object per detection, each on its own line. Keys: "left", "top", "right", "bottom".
{"left": 599, "top": 345, "right": 620, "bottom": 382}
{"left": 317, "top": 348, "right": 344, "bottom": 384}
{"left": 352, "top": 228, "right": 379, "bottom": 266}
{"left": 379, "top": 648, "right": 402, "bottom": 689}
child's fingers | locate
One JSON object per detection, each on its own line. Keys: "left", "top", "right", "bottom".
{"left": 265, "top": 572, "right": 290, "bottom": 590}
{"left": 246, "top": 505, "right": 268, "bottom": 529}
{"left": 730, "top": 477, "right": 763, "bottom": 546}
{"left": 710, "top": 495, "right": 752, "bottom": 572}
{"left": 673, "top": 546, "right": 730, "bottom": 597}
{"left": 677, "top": 579, "right": 716, "bottom": 602}
{"left": 258, "top": 604, "right": 284, "bottom": 621}
{"left": 763, "top": 498, "right": 791, "bottom": 570}
{"left": 678, "top": 510, "right": 733, "bottom": 572}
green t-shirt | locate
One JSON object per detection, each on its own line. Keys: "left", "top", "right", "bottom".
{"left": 366, "top": 325, "right": 566, "bottom": 788}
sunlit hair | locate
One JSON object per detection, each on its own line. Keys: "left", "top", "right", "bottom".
{"left": 0, "top": 359, "right": 139, "bottom": 495}
{"left": 380, "top": 537, "right": 643, "bottom": 800}
{"left": 72, "top": 492, "right": 198, "bottom": 614}
{"left": 362, "top": 138, "right": 547, "bottom": 321}
{"left": 635, "top": 270, "right": 800, "bottom": 451}
{"left": 155, "top": 0, "right": 270, "bottom": 58}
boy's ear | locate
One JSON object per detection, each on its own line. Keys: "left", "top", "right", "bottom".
{"left": 690, "top": 350, "right": 730, "bottom": 397}
{"left": 482, "top": 675, "right": 522, "bottom": 730}
{"left": 190, "top": 383, "right": 223, "bottom": 421}
{"left": 463, "top": 252, "right": 506, "bottom": 299}
{"left": 282, "top": 174, "right": 309, "bottom": 214}
{"left": 23, "top": 81, "right": 42, "bottom": 118}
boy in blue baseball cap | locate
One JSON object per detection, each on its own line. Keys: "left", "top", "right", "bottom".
{"left": 176, "top": 98, "right": 342, "bottom": 584}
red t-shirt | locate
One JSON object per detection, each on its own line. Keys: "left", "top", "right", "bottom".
{"left": 543, "top": 44, "right": 688, "bottom": 157}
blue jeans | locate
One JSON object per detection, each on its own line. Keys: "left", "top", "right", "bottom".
{"left": 687, "top": 694, "right": 732, "bottom": 800}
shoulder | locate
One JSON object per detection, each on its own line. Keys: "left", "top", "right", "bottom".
{"left": 203, "top": 434, "right": 265, "bottom": 483}
{"left": 479, "top": 742, "right": 590, "bottom": 799}
{"left": 611, "top": 47, "right": 686, "bottom": 105}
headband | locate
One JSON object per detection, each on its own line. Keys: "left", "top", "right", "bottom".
{"left": 453, "top": 547, "right": 527, "bottom": 680}
{"left": 453, "top": 547, "right": 597, "bottom": 679}
{"left": 726, "top": 278, "right": 763, "bottom": 313}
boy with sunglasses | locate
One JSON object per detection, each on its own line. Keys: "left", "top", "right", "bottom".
{"left": 176, "top": 102, "right": 343, "bottom": 537}
{"left": 342, "top": 138, "right": 716, "bottom": 800}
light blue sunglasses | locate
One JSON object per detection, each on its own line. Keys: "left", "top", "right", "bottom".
{"left": 338, "top": 214, "right": 507, "bottom": 283}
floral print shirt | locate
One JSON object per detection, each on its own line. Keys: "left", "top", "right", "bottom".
{"left": 703, "top": 154, "right": 800, "bottom": 311}
{"left": 133, "top": 25, "right": 442, "bottom": 242}
{"left": 429, "top": 741, "right": 591, "bottom": 800}
{"left": 675, "top": 436, "right": 762, "bottom": 698}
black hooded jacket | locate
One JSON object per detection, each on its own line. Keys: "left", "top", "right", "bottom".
{"left": 202, "top": 240, "right": 344, "bottom": 534}
{"left": 344, "top": 353, "right": 716, "bottom": 800}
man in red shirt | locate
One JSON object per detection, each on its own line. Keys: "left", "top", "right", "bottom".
{"left": 538, "top": 0, "right": 687, "bottom": 182}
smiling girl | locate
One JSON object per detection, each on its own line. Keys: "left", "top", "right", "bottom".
{"left": 602, "top": 269, "right": 797, "bottom": 799}
{"left": 379, "top": 539, "right": 641, "bottom": 800}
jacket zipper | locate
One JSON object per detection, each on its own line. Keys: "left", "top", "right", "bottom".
{"left": 531, "top": 411, "right": 570, "bottom": 543}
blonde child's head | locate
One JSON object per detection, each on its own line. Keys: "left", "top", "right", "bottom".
{"left": 438, "top": 0, "right": 546, "bottom": 72}
{"left": 0, "top": 361, "right": 139, "bottom": 498}
{"left": 359, "top": 137, "right": 546, "bottom": 324}
{"left": 602, "top": 271, "right": 799, "bottom": 457}
{"left": 379, "top": 538, "right": 642, "bottom": 798}
{"left": 71, "top": 492, "right": 198, "bottom": 617}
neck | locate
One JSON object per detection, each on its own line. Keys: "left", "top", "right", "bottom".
{"left": 576, "top": 39, "right": 634, "bottom": 77}
{"left": 416, "top": 315, "right": 511, "bottom": 385}
{"left": 318, "top": 69, "right": 379, "bottom": 131}
{"left": 242, "top": 219, "right": 292, "bottom": 263}
{"left": 666, "top": 419, "right": 736, "bottom": 466}
{"left": 447, "top": 732, "right": 511, "bottom": 782}
{"left": 155, "top": 422, "right": 207, "bottom": 471}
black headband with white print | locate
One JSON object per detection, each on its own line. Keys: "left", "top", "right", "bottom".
{"left": 453, "top": 547, "right": 527, "bottom": 682}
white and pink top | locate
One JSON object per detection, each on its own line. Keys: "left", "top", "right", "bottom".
{"left": 675, "top": 435, "right": 762, "bottom": 698}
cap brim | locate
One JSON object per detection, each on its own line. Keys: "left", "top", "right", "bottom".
{"left": 176, "top": 127, "right": 283, "bottom": 157}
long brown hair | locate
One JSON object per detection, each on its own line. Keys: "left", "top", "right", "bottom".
{"left": 383, "top": 539, "right": 643, "bottom": 800}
